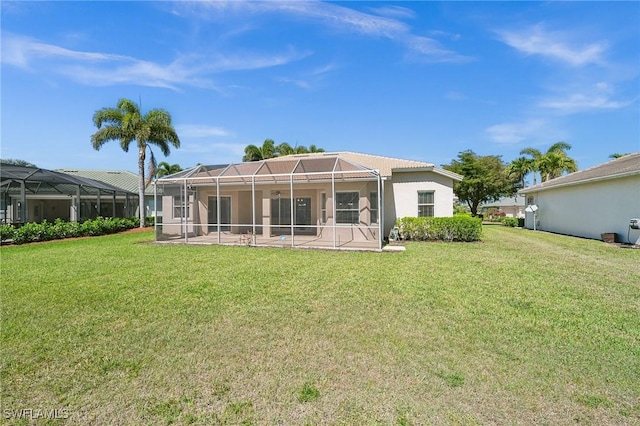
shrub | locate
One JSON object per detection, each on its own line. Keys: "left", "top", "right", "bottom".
{"left": 1, "top": 224, "right": 15, "bottom": 241}
{"left": 395, "top": 216, "right": 482, "bottom": 242}
{"left": 9, "top": 217, "right": 139, "bottom": 244}
{"left": 502, "top": 217, "right": 519, "bottom": 227}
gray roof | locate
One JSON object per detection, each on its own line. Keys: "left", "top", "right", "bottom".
{"left": 481, "top": 195, "right": 526, "bottom": 208}
{"left": 1, "top": 164, "right": 136, "bottom": 196}
{"left": 58, "top": 169, "right": 154, "bottom": 195}
{"left": 520, "top": 152, "right": 640, "bottom": 194}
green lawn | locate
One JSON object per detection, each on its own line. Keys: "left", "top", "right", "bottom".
{"left": 2, "top": 227, "right": 639, "bottom": 425}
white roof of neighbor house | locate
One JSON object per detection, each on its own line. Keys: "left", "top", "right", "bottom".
{"left": 58, "top": 169, "right": 154, "bottom": 195}
{"left": 520, "top": 152, "right": 640, "bottom": 194}
{"left": 481, "top": 195, "right": 526, "bottom": 208}
{"left": 273, "top": 151, "right": 463, "bottom": 180}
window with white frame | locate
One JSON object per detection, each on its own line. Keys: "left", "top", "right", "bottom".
{"left": 369, "top": 192, "right": 378, "bottom": 224}
{"left": 336, "top": 192, "right": 359, "bottom": 224}
{"left": 417, "top": 191, "right": 434, "bottom": 217}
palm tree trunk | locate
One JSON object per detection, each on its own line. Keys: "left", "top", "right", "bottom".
{"left": 138, "top": 146, "right": 146, "bottom": 227}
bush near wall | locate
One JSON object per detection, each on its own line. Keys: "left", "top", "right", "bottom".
{"left": 0, "top": 217, "right": 140, "bottom": 245}
{"left": 502, "top": 217, "right": 519, "bottom": 227}
{"left": 395, "top": 216, "right": 482, "bottom": 242}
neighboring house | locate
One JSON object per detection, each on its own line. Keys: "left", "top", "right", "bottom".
{"left": 519, "top": 153, "right": 640, "bottom": 243}
{"left": 480, "top": 195, "right": 526, "bottom": 218}
{"left": 58, "top": 169, "right": 153, "bottom": 218}
{"left": 1, "top": 164, "right": 137, "bottom": 224}
{"left": 155, "top": 152, "right": 462, "bottom": 250}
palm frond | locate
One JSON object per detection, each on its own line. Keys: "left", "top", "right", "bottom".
{"left": 145, "top": 148, "right": 157, "bottom": 188}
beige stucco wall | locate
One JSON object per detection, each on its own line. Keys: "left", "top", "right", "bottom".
{"left": 159, "top": 171, "right": 458, "bottom": 242}
{"left": 383, "top": 171, "right": 455, "bottom": 237}
{"left": 524, "top": 175, "right": 640, "bottom": 241}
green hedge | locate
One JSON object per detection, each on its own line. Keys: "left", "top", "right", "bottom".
{"left": 395, "top": 216, "right": 482, "bottom": 242}
{"left": 0, "top": 217, "right": 140, "bottom": 245}
{"left": 502, "top": 217, "right": 519, "bottom": 227}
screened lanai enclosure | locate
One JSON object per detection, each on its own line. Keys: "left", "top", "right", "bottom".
{"left": 154, "top": 155, "right": 383, "bottom": 250}
{"left": 1, "top": 164, "right": 138, "bottom": 224}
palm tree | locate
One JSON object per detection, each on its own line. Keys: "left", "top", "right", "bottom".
{"left": 276, "top": 142, "right": 296, "bottom": 156}
{"left": 156, "top": 162, "right": 182, "bottom": 178}
{"left": 520, "top": 141, "right": 576, "bottom": 183}
{"left": 506, "top": 156, "right": 533, "bottom": 189}
{"left": 243, "top": 139, "right": 326, "bottom": 161}
{"left": 91, "top": 98, "right": 180, "bottom": 227}
{"left": 243, "top": 139, "right": 276, "bottom": 161}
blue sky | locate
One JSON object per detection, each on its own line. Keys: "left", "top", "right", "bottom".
{"left": 2, "top": 1, "right": 639, "bottom": 174}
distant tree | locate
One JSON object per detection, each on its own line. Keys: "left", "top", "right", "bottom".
{"left": 156, "top": 162, "right": 182, "bottom": 178}
{"left": 243, "top": 139, "right": 325, "bottom": 161}
{"left": 243, "top": 139, "right": 276, "bottom": 161}
{"left": 538, "top": 150, "right": 577, "bottom": 181}
{"left": 609, "top": 153, "right": 630, "bottom": 159}
{"left": 443, "top": 150, "right": 518, "bottom": 216}
{"left": 91, "top": 98, "right": 180, "bottom": 227}
{"left": 276, "top": 142, "right": 297, "bottom": 156}
{"left": 519, "top": 142, "right": 576, "bottom": 183}
{"left": 0, "top": 159, "right": 37, "bottom": 167}
{"left": 506, "top": 156, "right": 533, "bottom": 189}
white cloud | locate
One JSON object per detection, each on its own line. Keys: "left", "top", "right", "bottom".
{"left": 485, "top": 119, "right": 547, "bottom": 145}
{"left": 1, "top": 31, "right": 308, "bottom": 90}
{"left": 176, "top": 1, "right": 468, "bottom": 62}
{"left": 539, "top": 93, "right": 632, "bottom": 113}
{"left": 368, "top": 5, "right": 417, "bottom": 20}
{"left": 1, "top": 32, "right": 128, "bottom": 69}
{"left": 538, "top": 82, "right": 635, "bottom": 114}
{"left": 497, "top": 24, "right": 607, "bottom": 66}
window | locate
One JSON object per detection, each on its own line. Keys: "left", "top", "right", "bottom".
{"left": 173, "top": 194, "right": 189, "bottom": 218}
{"left": 417, "top": 191, "right": 434, "bottom": 217}
{"left": 336, "top": 192, "right": 359, "bottom": 224}
{"left": 369, "top": 192, "right": 378, "bottom": 224}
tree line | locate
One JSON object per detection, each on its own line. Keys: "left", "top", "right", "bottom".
{"left": 242, "top": 139, "right": 325, "bottom": 162}
{"left": 443, "top": 142, "right": 580, "bottom": 216}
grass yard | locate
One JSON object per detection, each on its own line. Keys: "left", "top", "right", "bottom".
{"left": 1, "top": 227, "right": 639, "bottom": 425}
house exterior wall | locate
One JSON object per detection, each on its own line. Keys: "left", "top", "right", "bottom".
{"left": 384, "top": 171, "right": 455, "bottom": 237}
{"left": 524, "top": 175, "right": 640, "bottom": 241}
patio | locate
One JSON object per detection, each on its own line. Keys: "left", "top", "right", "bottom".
{"left": 154, "top": 155, "right": 383, "bottom": 250}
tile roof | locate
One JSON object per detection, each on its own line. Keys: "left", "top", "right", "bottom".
{"left": 272, "top": 151, "right": 462, "bottom": 180}
{"left": 57, "top": 169, "right": 154, "bottom": 195}
{"left": 520, "top": 152, "right": 640, "bottom": 193}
